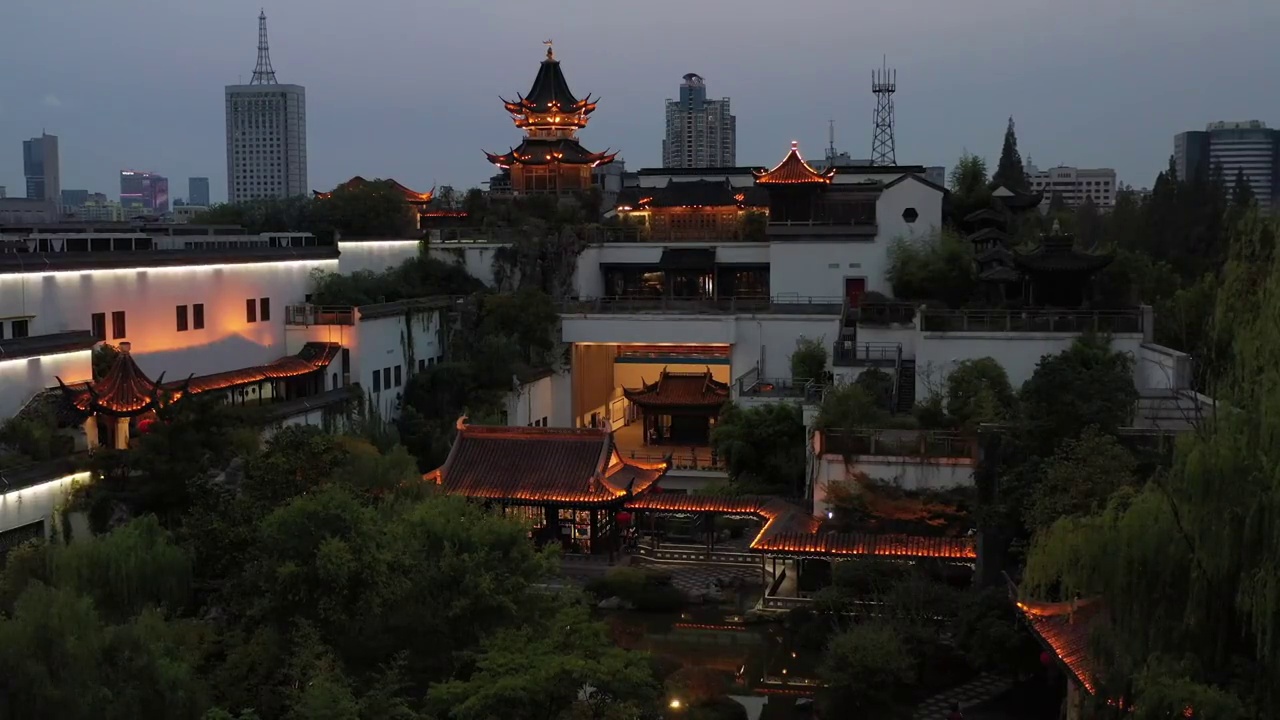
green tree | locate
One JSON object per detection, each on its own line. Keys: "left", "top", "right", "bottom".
{"left": 818, "top": 622, "right": 915, "bottom": 719}
{"left": 814, "top": 384, "right": 889, "bottom": 430}
{"left": 948, "top": 152, "right": 989, "bottom": 201}
{"left": 853, "top": 368, "right": 895, "bottom": 413}
{"left": 991, "top": 117, "right": 1029, "bottom": 192}
{"left": 789, "top": 336, "right": 828, "bottom": 383}
{"left": 945, "top": 357, "right": 1015, "bottom": 429}
{"left": 886, "top": 228, "right": 977, "bottom": 307}
{"left": 710, "top": 403, "right": 806, "bottom": 495}
{"left": 1022, "top": 427, "right": 1137, "bottom": 532}
{"left": 1231, "top": 168, "right": 1256, "bottom": 209}
{"left": 1017, "top": 335, "right": 1137, "bottom": 453}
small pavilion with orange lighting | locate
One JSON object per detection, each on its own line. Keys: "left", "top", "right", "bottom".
{"left": 754, "top": 141, "right": 837, "bottom": 222}
{"left": 623, "top": 368, "right": 731, "bottom": 446}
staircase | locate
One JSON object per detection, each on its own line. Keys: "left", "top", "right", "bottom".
{"left": 895, "top": 360, "right": 916, "bottom": 414}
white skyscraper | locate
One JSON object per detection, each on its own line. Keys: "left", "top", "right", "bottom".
{"left": 225, "top": 11, "right": 307, "bottom": 204}
{"left": 662, "top": 74, "right": 736, "bottom": 169}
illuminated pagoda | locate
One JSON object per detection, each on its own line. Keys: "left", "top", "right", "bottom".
{"left": 754, "top": 141, "right": 837, "bottom": 222}
{"left": 58, "top": 342, "right": 168, "bottom": 450}
{"left": 426, "top": 421, "right": 669, "bottom": 557}
{"left": 485, "top": 42, "right": 618, "bottom": 195}
{"left": 623, "top": 368, "right": 730, "bottom": 446}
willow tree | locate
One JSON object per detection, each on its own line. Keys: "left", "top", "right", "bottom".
{"left": 1024, "top": 211, "right": 1280, "bottom": 718}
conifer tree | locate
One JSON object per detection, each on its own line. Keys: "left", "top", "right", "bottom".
{"left": 992, "top": 117, "right": 1029, "bottom": 192}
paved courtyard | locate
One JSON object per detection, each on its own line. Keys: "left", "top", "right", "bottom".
{"left": 661, "top": 563, "right": 766, "bottom": 595}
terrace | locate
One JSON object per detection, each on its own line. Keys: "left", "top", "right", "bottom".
{"left": 919, "top": 307, "right": 1145, "bottom": 334}
{"left": 558, "top": 295, "right": 845, "bottom": 316}
{"left": 831, "top": 341, "right": 902, "bottom": 367}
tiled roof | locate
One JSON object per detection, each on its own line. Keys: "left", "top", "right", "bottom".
{"left": 1016, "top": 598, "right": 1103, "bottom": 694}
{"left": 428, "top": 423, "right": 669, "bottom": 505}
{"left": 754, "top": 142, "right": 836, "bottom": 185}
{"left": 623, "top": 369, "right": 730, "bottom": 410}
{"left": 167, "top": 342, "right": 338, "bottom": 396}
{"left": 624, "top": 494, "right": 977, "bottom": 560}
{"left": 501, "top": 47, "right": 596, "bottom": 120}
{"left": 616, "top": 180, "right": 769, "bottom": 210}
{"left": 313, "top": 176, "right": 433, "bottom": 203}
{"left": 485, "top": 138, "right": 617, "bottom": 168}
{"left": 0, "top": 331, "right": 97, "bottom": 362}
{"left": 60, "top": 345, "right": 165, "bottom": 418}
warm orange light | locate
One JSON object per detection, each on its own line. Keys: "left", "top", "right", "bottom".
{"left": 754, "top": 141, "right": 836, "bottom": 185}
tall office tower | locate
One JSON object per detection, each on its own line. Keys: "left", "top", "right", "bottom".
{"left": 23, "top": 133, "right": 60, "bottom": 202}
{"left": 119, "top": 171, "right": 170, "bottom": 213}
{"left": 1174, "top": 121, "right": 1280, "bottom": 212}
{"left": 662, "top": 74, "right": 735, "bottom": 168}
{"left": 61, "top": 189, "right": 90, "bottom": 208}
{"left": 225, "top": 11, "right": 307, "bottom": 204}
{"left": 189, "top": 177, "right": 211, "bottom": 206}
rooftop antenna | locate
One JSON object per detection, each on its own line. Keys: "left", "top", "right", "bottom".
{"left": 871, "top": 56, "right": 896, "bottom": 166}
{"left": 827, "top": 119, "right": 837, "bottom": 161}
{"left": 250, "top": 10, "right": 278, "bottom": 85}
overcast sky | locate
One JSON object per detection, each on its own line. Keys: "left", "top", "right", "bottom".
{"left": 1, "top": 0, "right": 1277, "bottom": 204}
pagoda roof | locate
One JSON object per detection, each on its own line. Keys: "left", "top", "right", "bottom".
{"left": 165, "top": 342, "right": 339, "bottom": 396}
{"left": 425, "top": 423, "right": 669, "bottom": 505}
{"left": 485, "top": 138, "right": 617, "bottom": 168}
{"left": 623, "top": 369, "right": 730, "bottom": 410}
{"left": 967, "top": 227, "right": 1012, "bottom": 247}
{"left": 616, "top": 180, "right": 769, "bottom": 210}
{"left": 991, "top": 185, "right": 1044, "bottom": 210}
{"left": 979, "top": 265, "right": 1022, "bottom": 283}
{"left": 501, "top": 46, "right": 597, "bottom": 127}
{"left": 754, "top": 142, "right": 836, "bottom": 185}
{"left": 624, "top": 494, "right": 977, "bottom": 560}
{"left": 58, "top": 343, "right": 166, "bottom": 418}
{"left": 963, "top": 207, "right": 1009, "bottom": 227}
{"left": 1015, "top": 596, "right": 1104, "bottom": 695}
{"left": 976, "top": 245, "right": 1015, "bottom": 265}
{"left": 313, "top": 176, "right": 433, "bottom": 204}
{"left": 1013, "top": 234, "right": 1114, "bottom": 273}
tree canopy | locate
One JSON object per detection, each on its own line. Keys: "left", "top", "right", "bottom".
{"left": 991, "top": 116, "right": 1029, "bottom": 192}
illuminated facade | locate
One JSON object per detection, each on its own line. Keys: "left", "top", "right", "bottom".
{"left": 485, "top": 43, "right": 617, "bottom": 195}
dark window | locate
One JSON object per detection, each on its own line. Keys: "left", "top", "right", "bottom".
{"left": 901, "top": 207, "right": 919, "bottom": 224}
{"left": 418, "top": 359, "right": 426, "bottom": 372}
{"left": 11, "top": 320, "right": 28, "bottom": 338}
{"left": 91, "top": 313, "right": 106, "bottom": 341}
{"left": 259, "top": 298, "right": 271, "bottom": 322}
{"left": 372, "top": 369, "right": 381, "bottom": 393}
{"left": 176, "top": 305, "right": 189, "bottom": 332}
{"left": 382, "top": 368, "right": 391, "bottom": 390}
{"left": 246, "top": 298, "right": 257, "bottom": 323}
{"left": 394, "top": 365, "right": 402, "bottom": 387}
{"left": 0, "top": 322, "right": 4, "bottom": 340}
{"left": 193, "top": 304, "right": 205, "bottom": 330}
{"left": 111, "top": 311, "right": 126, "bottom": 340}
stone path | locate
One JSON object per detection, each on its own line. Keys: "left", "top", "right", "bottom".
{"left": 913, "top": 672, "right": 1011, "bottom": 720}
{"left": 664, "top": 564, "right": 763, "bottom": 596}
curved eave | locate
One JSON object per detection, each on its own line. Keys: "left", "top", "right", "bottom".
{"left": 1013, "top": 254, "right": 1115, "bottom": 273}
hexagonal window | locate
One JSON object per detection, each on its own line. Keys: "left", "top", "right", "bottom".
{"left": 902, "top": 207, "right": 919, "bottom": 223}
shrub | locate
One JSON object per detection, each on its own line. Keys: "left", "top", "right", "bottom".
{"left": 790, "top": 337, "right": 828, "bottom": 383}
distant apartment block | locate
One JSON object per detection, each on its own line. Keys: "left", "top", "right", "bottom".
{"left": 23, "top": 133, "right": 60, "bottom": 203}
{"left": 189, "top": 177, "right": 211, "bottom": 207}
{"left": 1174, "top": 121, "right": 1279, "bottom": 212}
{"left": 1026, "top": 163, "right": 1116, "bottom": 208}
{"left": 120, "top": 171, "right": 170, "bottom": 213}
{"left": 662, "top": 74, "right": 735, "bottom": 169}
{"left": 61, "top": 189, "right": 89, "bottom": 209}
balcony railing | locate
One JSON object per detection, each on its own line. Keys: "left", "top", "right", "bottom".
{"left": 558, "top": 295, "right": 845, "bottom": 315}
{"left": 821, "top": 429, "right": 975, "bottom": 459}
{"left": 919, "top": 307, "right": 1144, "bottom": 334}
{"left": 832, "top": 341, "right": 902, "bottom": 367}
{"left": 623, "top": 449, "right": 725, "bottom": 472}
{"left": 737, "top": 376, "right": 826, "bottom": 401}
{"left": 851, "top": 302, "right": 918, "bottom": 327}
{"left": 285, "top": 304, "right": 355, "bottom": 326}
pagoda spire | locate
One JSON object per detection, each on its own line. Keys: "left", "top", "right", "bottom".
{"left": 250, "top": 10, "right": 278, "bottom": 85}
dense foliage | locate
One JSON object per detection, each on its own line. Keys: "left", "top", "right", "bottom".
{"left": 709, "top": 402, "right": 806, "bottom": 495}
{"left": 192, "top": 179, "right": 416, "bottom": 240}
{"left": 789, "top": 337, "right": 828, "bottom": 383}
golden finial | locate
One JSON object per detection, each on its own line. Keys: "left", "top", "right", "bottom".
{"left": 543, "top": 39, "right": 554, "bottom": 60}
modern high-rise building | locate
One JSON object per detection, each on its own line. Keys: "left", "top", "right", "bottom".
{"left": 225, "top": 11, "right": 307, "bottom": 204}
{"left": 1174, "top": 121, "right": 1280, "bottom": 212}
{"left": 1025, "top": 163, "right": 1118, "bottom": 208}
{"left": 662, "top": 74, "right": 735, "bottom": 169}
{"left": 23, "top": 133, "right": 60, "bottom": 203}
{"left": 189, "top": 177, "right": 211, "bottom": 206}
{"left": 120, "top": 171, "right": 170, "bottom": 213}
{"left": 61, "top": 189, "right": 89, "bottom": 209}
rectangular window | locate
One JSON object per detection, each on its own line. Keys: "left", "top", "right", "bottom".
{"left": 394, "top": 365, "right": 402, "bottom": 387}
{"left": 259, "top": 298, "right": 271, "bottom": 322}
{"left": 372, "top": 369, "right": 381, "bottom": 393}
{"left": 11, "top": 320, "right": 29, "bottom": 339}
{"left": 418, "top": 359, "right": 426, "bottom": 372}
{"left": 193, "top": 304, "right": 205, "bottom": 330}
{"left": 382, "top": 368, "right": 391, "bottom": 390}
{"left": 111, "top": 311, "right": 126, "bottom": 340}
{"left": 91, "top": 313, "right": 106, "bottom": 341}
{"left": 176, "top": 305, "right": 189, "bottom": 332}
{"left": 245, "top": 298, "right": 257, "bottom": 323}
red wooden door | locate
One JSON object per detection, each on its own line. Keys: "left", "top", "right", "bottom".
{"left": 845, "top": 277, "right": 867, "bottom": 307}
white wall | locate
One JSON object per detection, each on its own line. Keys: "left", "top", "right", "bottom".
{"left": 1137, "top": 343, "right": 1192, "bottom": 392}
{"left": 505, "top": 372, "right": 574, "bottom": 428}
{"left": 0, "top": 259, "right": 334, "bottom": 380}
{"left": 337, "top": 239, "right": 421, "bottom": 275}
{"left": 0, "top": 348, "right": 93, "bottom": 419}
{"left": 562, "top": 317, "right": 736, "bottom": 345}
{"left": 424, "top": 243, "right": 507, "bottom": 288}
{"left": 729, "top": 315, "right": 842, "bottom": 381}
{"left": 812, "top": 455, "right": 973, "bottom": 518}
{"left": 767, "top": 240, "right": 890, "bottom": 298}
{"left": 0, "top": 472, "right": 87, "bottom": 536}
{"left": 353, "top": 310, "right": 444, "bottom": 420}
{"left": 875, "top": 176, "right": 944, "bottom": 245}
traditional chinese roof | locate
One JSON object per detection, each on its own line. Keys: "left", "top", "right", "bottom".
{"left": 624, "top": 494, "right": 977, "bottom": 561}
{"left": 312, "top": 176, "right": 434, "bottom": 204}
{"left": 166, "top": 342, "right": 340, "bottom": 396}
{"left": 616, "top": 180, "right": 769, "bottom": 210}
{"left": 754, "top": 142, "right": 836, "bottom": 185}
{"left": 991, "top": 185, "right": 1044, "bottom": 211}
{"left": 967, "top": 227, "right": 1012, "bottom": 248}
{"left": 425, "top": 423, "right": 669, "bottom": 505}
{"left": 623, "top": 369, "right": 730, "bottom": 410}
{"left": 485, "top": 138, "right": 618, "bottom": 168}
{"left": 976, "top": 245, "right": 1015, "bottom": 265}
{"left": 1013, "top": 233, "right": 1114, "bottom": 274}
{"left": 1015, "top": 597, "right": 1104, "bottom": 695}
{"left": 500, "top": 44, "right": 598, "bottom": 130}
{"left": 979, "top": 265, "right": 1023, "bottom": 283}
{"left": 58, "top": 342, "right": 166, "bottom": 418}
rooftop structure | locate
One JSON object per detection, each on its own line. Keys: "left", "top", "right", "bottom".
{"left": 623, "top": 368, "right": 730, "bottom": 446}
{"left": 485, "top": 43, "right": 617, "bottom": 196}
{"left": 662, "top": 73, "right": 736, "bottom": 169}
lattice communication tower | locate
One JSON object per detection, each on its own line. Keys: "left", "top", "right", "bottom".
{"left": 871, "top": 59, "right": 896, "bottom": 166}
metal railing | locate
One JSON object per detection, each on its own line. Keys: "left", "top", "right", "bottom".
{"left": 832, "top": 341, "right": 902, "bottom": 367}
{"left": 852, "top": 302, "right": 918, "bottom": 326}
{"left": 820, "top": 429, "right": 975, "bottom": 459}
{"left": 737, "top": 376, "right": 826, "bottom": 402}
{"left": 558, "top": 295, "right": 845, "bottom": 315}
{"left": 623, "top": 449, "right": 725, "bottom": 472}
{"left": 919, "top": 307, "right": 1144, "bottom": 334}
{"left": 284, "top": 304, "right": 355, "bottom": 326}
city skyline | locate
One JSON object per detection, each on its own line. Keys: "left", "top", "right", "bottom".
{"left": 1, "top": 0, "right": 1278, "bottom": 204}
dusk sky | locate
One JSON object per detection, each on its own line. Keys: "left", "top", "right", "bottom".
{"left": 2, "top": 0, "right": 1277, "bottom": 203}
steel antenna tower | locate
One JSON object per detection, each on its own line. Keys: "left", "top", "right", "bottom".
{"left": 871, "top": 57, "right": 896, "bottom": 166}
{"left": 250, "top": 10, "right": 278, "bottom": 85}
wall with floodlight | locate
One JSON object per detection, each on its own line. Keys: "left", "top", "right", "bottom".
{"left": 0, "top": 348, "right": 93, "bottom": 419}
{"left": 0, "top": 472, "right": 87, "bottom": 537}
{"left": 337, "top": 239, "right": 422, "bottom": 275}
{"left": 0, "top": 258, "right": 336, "bottom": 380}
